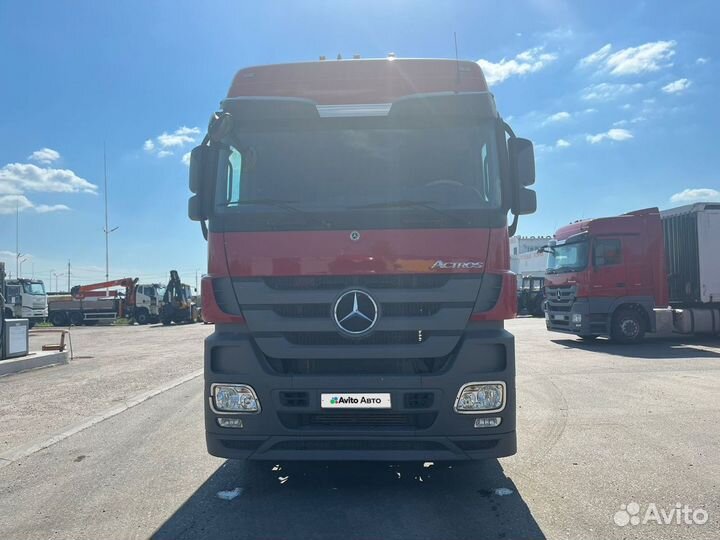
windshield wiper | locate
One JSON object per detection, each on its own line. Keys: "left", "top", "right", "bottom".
{"left": 348, "top": 200, "right": 472, "bottom": 227}
{"left": 219, "top": 199, "right": 331, "bottom": 228}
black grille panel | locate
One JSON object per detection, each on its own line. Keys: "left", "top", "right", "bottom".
{"left": 269, "top": 440, "right": 446, "bottom": 451}
{"left": 279, "top": 391, "right": 310, "bottom": 407}
{"left": 272, "top": 302, "right": 443, "bottom": 318}
{"left": 404, "top": 392, "right": 435, "bottom": 409}
{"left": 278, "top": 412, "right": 437, "bottom": 430}
{"left": 285, "top": 331, "right": 425, "bottom": 346}
{"left": 264, "top": 274, "right": 451, "bottom": 290}
{"left": 265, "top": 355, "right": 451, "bottom": 375}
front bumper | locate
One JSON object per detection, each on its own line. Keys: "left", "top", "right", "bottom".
{"left": 545, "top": 298, "right": 607, "bottom": 336}
{"left": 204, "top": 327, "right": 517, "bottom": 461}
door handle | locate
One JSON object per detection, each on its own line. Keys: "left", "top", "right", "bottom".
{"left": 616, "top": 283, "right": 626, "bottom": 287}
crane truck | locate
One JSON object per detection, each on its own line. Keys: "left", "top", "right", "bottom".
{"left": 48, "top": 278, "right": 165, "bottom": 326}
{"left": 187, "top": 57, "right": 537, "bottom": 462}
{"left": 544, "top": 204, "right": 720, "bottom": 343}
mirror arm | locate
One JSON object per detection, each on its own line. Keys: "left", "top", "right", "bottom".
{"left": 508, "top": 214, "right": 519, "bottom": 237}
{"left": 504, "top": 120, "right": 521, "bottom": 236}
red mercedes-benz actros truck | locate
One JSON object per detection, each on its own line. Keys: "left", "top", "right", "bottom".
{"left": 188, "top": 58, "right": 537, "bottom": 461}
{"left": 545, "top": 204, "right": 720, "bottom": 343}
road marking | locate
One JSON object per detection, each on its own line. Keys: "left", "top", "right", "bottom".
{"left": 0, "top": 369, "right": 203, "bottom": 469}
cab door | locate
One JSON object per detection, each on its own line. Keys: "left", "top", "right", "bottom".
{"left": 590, "top": 237, "right": 626, "bottom": 299}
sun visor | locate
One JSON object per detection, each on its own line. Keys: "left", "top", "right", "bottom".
{"left": 389, "top": 92, "right": 497, "bottom": 120}
{"left": 221, "top": 97, "right": 320, "bottom": 123}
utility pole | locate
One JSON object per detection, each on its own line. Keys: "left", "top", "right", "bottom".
{"left": 15, "top": 201, "right": 20, "bottom": 278}
{"left": 103, "top": 143, "right": 119, "bottom": 284}
{"left": 49, "top": 269, "right": 54, "bottom": 292}
{"left": 67, "top": 260, "right": 71, "bottom": 292}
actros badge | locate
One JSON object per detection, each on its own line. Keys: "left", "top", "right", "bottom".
{"left": 333, "top": 290, "right": 378, "bottom": 335}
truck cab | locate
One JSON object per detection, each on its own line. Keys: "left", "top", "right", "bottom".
{"left": 4, "top": 279, "right": 48, "bottom": 327}
{"left": 188, "top": 58, "right": 537, "bottom": 461}
{"left": 133, "top": 283, "right": 164, "bottom": 324}
{"left": 544, "top": 209, "right": 667, "bottom": 342}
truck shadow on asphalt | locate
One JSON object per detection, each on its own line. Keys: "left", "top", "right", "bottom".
{"left": 153, "top": 459, "right": 545, "bottom": 540}
{"left": 551, "top": 337, "right": 720, "bottom": 359}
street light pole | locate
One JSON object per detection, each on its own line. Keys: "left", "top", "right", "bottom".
{"left": 103, "top": 144, "right": 119, "bottom": 285}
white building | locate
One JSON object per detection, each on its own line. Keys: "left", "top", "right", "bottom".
{"left": 509, "top": 235, "right": 551, "bottom": 284}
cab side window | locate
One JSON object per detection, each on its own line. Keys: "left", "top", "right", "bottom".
{"left": 594, "top": 239, "right": 622, "bottom": 266}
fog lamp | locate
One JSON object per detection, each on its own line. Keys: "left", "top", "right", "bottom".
{"left": 474, "top": 417, "right": 502, "bottom": 428}
{"left": 217, "top": 418, "right": 244, "bottom": 428}
{"left": 455, "top": 382, "right": 505, "bottom": 413}
{"left": 212, "top": 384, "right": 260, "bottom": 413}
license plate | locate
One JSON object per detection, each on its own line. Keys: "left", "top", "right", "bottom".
{"left": 553, "top": 314, "right": 566, "bottom": 321}
{"left": 321, "top": 393, "right": 391, "bottom": 409}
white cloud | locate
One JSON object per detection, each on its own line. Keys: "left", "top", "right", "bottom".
{"left": 613, "top": 116, "right": 646, "bottom": 127}
{"left": 607, "top": 40, "right": 676, "bottom": 75}
{"left": 579, "top": 44, "right": 612, "bottom": 67}
{"left": 0, "top": 195, "right": 33, "bottom": 214}
{"left": 144, "top": 126, "right": 200, "bottom": 158}
{"left": 582, "top": 82, "right": 643, "bottom": 101}
{"left": 586, "top": 128, "right": 633, "bottom": 144}
{"left": 546, "top": 111, "right": 571, "bottom": 123}
{"left": 182, "top": 152, "right": 191, "bottom": 166}
{"left": 35, "top": 204, "right": 70, "bottom": 213}
{"left": 696, "top": 57, "right": 709, "bottom": 65}
{"left": 662, "top": 78, "right": 691, "bottom": 94}
{"left": 477, "top": 46, "right": 558, "bottom": 85}
{"left": 580, "top": 41, "right": 676, "bottom": 76}
{"left": 0, "top": 163, "right": 97, "bottom": 194}
{"left": 28, "top": 148, "right": 61, "bottom": 165}
{"left": 556, "top": 139, "right": 571, "bottom": 148}
{"left": 670, "top": 188, "right": 720, "bottom": 204}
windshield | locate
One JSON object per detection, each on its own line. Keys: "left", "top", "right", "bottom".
{"left": 217, "top": 122, "right": 501, "bottom": 211}
{"left": 22, "top": 281, "right": 46, "bottom": 295}
{"left": 547, "top": 240, "right": 589, "bottom": 274}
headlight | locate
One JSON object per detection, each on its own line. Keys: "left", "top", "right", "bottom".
{"left": 211, "top": 384, "right": 260, "bottom": 413}
{"left": 572, "top": 313, "right": 582, "bottom": 323}
{"left": 454, "top": 382, "right": 506, "bottom": 413}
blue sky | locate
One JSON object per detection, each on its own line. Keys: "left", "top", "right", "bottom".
{"left": 1, "top": 0, "right": 718, "bottom": 288}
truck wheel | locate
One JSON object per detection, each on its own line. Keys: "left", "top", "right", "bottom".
{"left": 69, "top": 312, "right": 84, "bottom": 326}
{"left": 50, "top": 312, "right": 68, "bottom": 326}
{"left": 135, "top": 310, "right": 150, "bottom": 325}
{"left": 611, "top": 308, "right": 645, "bottom": 344}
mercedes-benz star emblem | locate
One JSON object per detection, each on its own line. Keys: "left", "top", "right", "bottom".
{"left": 333, "top": 290, "right": 378, "bottom": 335}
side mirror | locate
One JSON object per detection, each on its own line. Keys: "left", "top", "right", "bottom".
{"left": 508, "top": 138, "right": 535, "bottom": 186}
{"left": 508, "top": 137, "right": 537, "bottom": 216}
{"left": 188, "top": 145, "right": 220, "bottom": 221}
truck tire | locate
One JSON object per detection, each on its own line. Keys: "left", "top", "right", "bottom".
{"left": 50, "top": 312, "right": 68, "bottom": 326}
{"left": 135, "top": 309, "right": 150, "bottom": 325}
{"left": 69, "top": 312, "right": 84, "bottom": 326}
{"left": 611, "top": 308, "right": 646, "bottom": 344}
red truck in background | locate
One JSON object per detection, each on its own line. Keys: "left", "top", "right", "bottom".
{"left": 187, "top": 57, "right": 537, "bottom": 462}
{"left": 544, "top": 204, "right": 720, "bottom": 343}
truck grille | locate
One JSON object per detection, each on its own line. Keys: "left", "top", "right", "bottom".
{"left": 213, "top": 273, "right": 495, "bottom": 362}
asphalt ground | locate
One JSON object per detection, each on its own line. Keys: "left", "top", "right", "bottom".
{"left": 1, "top": 319, "right": 718, "bottom": 540}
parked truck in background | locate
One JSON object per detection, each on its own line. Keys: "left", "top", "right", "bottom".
{"left": 48, "top": 279, "right": 165, "bottom": 326}
{"left": 3, "top": 278, "right": 48, "bottom": 328}
{"left": 159, "top": 271, "right": 198, "bottom": 325}
{"left": 187, "top": 57, "right": 537, "bottom": 461}
{"left": 544, "top": 204, "right": 720, "bottom": 343}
